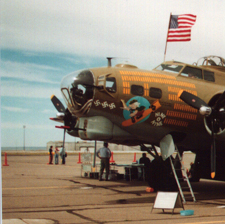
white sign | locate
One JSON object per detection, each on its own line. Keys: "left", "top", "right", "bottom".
{"left": 152, "top": 191, "right": 184, "bottom": 213}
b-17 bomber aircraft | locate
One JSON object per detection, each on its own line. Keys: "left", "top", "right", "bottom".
{"left": 50, "top": 55, "right": 225, "bottom": 190}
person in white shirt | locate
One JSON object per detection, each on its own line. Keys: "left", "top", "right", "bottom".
{"left": 96, "top": 142, "right": 111, "bottom": 181}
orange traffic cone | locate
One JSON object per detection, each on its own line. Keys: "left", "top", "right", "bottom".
{"left": 77, "top": 152, "right": 82, "bottom": 164}
{"left": 133, "top": 152, "right": 136, "bottom": 163}
{"left": 146, "top": 187, "right": 154, "bottom": 192}
{"left": 3, "top": 152, "right": 9, "bottom": 166}
{"left": 110, "top": 152, "right": 115, "bottom": 163}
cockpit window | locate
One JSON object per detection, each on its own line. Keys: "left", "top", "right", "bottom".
{"left": 203, "top": 70, "right": 215, "bottom": 82}
{"left": 155, "top": 64, "right": 183, "bottom": 74}
{"left": 181, "top": 66, "right": 203, "bottom": 79}
{"left": 106, "top": 77, "right": 116, "bottom": 93}
{"left": 97, "top": 75, "right": 117, "bottom": 93}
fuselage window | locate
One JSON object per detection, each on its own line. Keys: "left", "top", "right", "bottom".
{"left": 203, "top": 70, "right": 215, "bottom": 82}
{"left": 181, "top": 66, "right": 202, "bottom": 79}
{"left": 131, "top": 85, "right": 144, "bottom": 96}
{"left": 106, "top": 77, "right": 116, "bottom": 93}
{"left": 149, "top": 87, "right": 162, "bottom": 99}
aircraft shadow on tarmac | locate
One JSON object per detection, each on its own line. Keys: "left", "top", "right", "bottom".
{"left": 101, "top": 179, "right": 225, "bottom": 206}
{"left": 191, "top": 180, "right": 225, "bottom": 201}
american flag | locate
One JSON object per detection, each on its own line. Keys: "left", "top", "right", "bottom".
{"left": 167, "top": 14, "right": 197, "bottom": 42}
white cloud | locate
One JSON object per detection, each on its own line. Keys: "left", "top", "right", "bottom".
{"left": 1, "top": 122, "right": 53, "bottom": 130}
{"left": 42, "top": 109, "right": 55, "bottom": 114}
{"left": 2, "top": 106, "right": 29, "bottom": 113}
{"left": 2, "top": 0, "right": 225, "bottom": 68}
{"left": 1, "top": 0, "right": 225, "bottom": 147}
{"left": 1, "top": 80, "right": 62, "bottom": 99}
{"left": 1, "top": 60, "right": 60, "bottom": 84}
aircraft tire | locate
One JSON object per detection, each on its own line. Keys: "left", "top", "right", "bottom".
{"left": 147, "top": 156, "right": 177, "bottom": 191}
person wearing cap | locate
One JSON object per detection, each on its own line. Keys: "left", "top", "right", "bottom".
{"left": 96, "top": 142, "right": 111, "bottom": 181}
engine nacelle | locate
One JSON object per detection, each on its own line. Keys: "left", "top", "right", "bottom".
{"left": 204, "top": 118, "right": 225, "bottom": 140}
{"left": 203, "top": 92, "right": 225, "bottom": 141}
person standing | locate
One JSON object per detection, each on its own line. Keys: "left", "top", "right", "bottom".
{"left": 54, "top": 147, "right": 59, "bottom": 165}
{"left": 97, "top": 142, "right": 111, "bottom": 181}
{"left": 139, "top": 153, "right": 151, "bottom": 180}
{"left": 59, "top": 146, "right": 66, "bottom": 164}
{"left": 49, "top": 146, "right": 53, "bottom": 164}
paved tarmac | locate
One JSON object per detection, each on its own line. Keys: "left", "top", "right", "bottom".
{"left": 2, "top": 153, "right": 225, "bottom": 224}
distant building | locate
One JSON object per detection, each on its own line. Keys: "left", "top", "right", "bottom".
{"left": 47, "top": 141, "right": 76, "bottom": 151}
{"left": 46, "top": 141, "right": 140, "bottom": 152}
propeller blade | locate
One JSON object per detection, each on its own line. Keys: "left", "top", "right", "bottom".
{"left": 51, "top": 95, "right": 65, "bottom": 113}
{"left": 50, "top": 117, "right": 64, "bottom": 123}
{"left": 211, "top": 119, "right": 216, "bottom": 179}
{"left": 178, "top": 90, "right": 208, "bottom": 110}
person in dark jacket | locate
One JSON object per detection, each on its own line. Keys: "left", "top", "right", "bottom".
{"left": 139, "top": 153, "right": 151, "bottom": 180}
{"left": 49, "top": 146, "right": 53, "bottom": 164}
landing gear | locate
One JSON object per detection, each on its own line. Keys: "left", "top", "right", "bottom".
{"left": 140, "top": 144, "right": 177, "bottom": 191}
{"left": 148, "top": 156, "right": 177, "bottom": 191}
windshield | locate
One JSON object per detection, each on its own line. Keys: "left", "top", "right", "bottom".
{"left": 155, "top": 64, "right": 183, "bottom": 74}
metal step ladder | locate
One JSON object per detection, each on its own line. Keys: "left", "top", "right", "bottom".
{"left": 169, "top": 146, "right": 196, "bottom": 203}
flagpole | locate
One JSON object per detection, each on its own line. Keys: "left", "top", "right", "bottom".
{"left": 164, "top": 13, "right": 172, "bottom": 62}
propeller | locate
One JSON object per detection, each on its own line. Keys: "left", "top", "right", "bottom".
{"left": 178, "top": 90, "right": 225, "bottom": 179}
{"left": 51, "top": 95, "right": 66, "bottom": 113}
{"left": 50, "top": 95, "right": 78, "bottom": 163}
{"left": 50, "top": 95, "right": 78, "bottom": 129}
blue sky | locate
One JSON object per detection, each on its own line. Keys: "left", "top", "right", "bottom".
{"left": 1, "top": 49, "right": 105, "bottom": 147}
{"left": 1, "top": 0, "right": 225, "bottom": 147}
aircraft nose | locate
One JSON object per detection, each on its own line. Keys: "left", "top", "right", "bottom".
{"left": 60, "top": 70, "right": 94, "bottom": 115}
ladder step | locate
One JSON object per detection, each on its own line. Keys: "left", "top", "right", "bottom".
{"left": 181, "top": 187, "right": 190, "bottom": 190}
{"left": 170, "top": 147, "right": 196, "bottom": 203}
{"left": 174, "top": 168, "right": 185, "bottom": 170}
{"left": 184, "top": 196, "right": 196, "bottom": 200}
{"left": 175, "top": 170, "right": 185, "bottom": 173}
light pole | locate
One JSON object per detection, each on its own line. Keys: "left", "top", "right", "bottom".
{"left": 23, "top": 125, "right": 26, "bottom": 151}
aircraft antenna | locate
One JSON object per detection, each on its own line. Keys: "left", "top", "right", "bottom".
{"left": 107, "top": 57, "right": 114, "bottom": 67}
